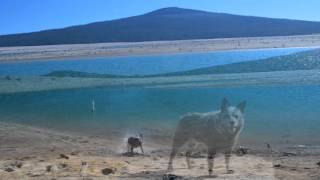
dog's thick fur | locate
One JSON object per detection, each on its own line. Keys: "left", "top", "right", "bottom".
{"left": 127, "top": 134, "right": 144, "bottom": 154}
{"left": 167, "top": 98, "right": 246, "bottom": 176}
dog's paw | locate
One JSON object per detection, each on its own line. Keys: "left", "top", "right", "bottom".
{"left": 167, "top": 165, "right": 173, "bottom": 172}
{"left": 208, "top": 170, "right": 218, "bottom": 178}
{"left": 207, "top": 174, "right": 218, "bottom": 178}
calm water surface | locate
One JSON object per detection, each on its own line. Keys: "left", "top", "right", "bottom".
{"left": 0, "top": 47, "right": 319, "bottom": 146}
{"left": 0, "top": 84, "right": 319, "bottom": 145}
{"left": 0, "top": 47, "right": 313, "bottom": 76}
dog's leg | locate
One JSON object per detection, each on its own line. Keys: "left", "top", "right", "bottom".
{"left": 140, "top": 145, "right": 144, "bottom": 154}
{"left": 185, "top": 150, "right": 192, "bottom": 169}
{"left": 185, "top": 141, "right": 196, "bottom": 169}
{"left": 225, "top": 150, "right": 233, "bottom": 174}
{"left": 130, "top": 146, "right": 134, "bottom": 154}
{"left": 167, "top": 131, "right": 188, "bottom": 172}
{"left": 167, "top": 138, "right": 185, "bottom": 171}
{"left": 207, "top": 149, "right": 216, "bottom": 177}
{"left": 167, "top": 147, "right": 177, "bottom": 171}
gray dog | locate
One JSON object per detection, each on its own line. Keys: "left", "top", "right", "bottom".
{"left": 167, "top": 98, "right": 246, "bottom": 176}
{"left": 127, "top": 134, "right": 144, "bottom": 154}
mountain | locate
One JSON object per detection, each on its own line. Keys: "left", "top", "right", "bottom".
{"left": 161, "top": 49, "right": 320, "bottom": 76}
{"left": 2, "top": 7, "right": 320, "bottom": 47}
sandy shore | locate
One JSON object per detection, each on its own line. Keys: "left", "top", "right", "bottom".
{"left": 1, "top": 35, "right": 320, "bottom": 62}
{"left": 0, "top": 122, "right": 320, "bottom": 179}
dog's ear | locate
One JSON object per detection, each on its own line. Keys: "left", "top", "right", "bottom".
{"left": 221, "top": 98, "right": 230, "bottom": 112}
{"left": 237, "top": 101, "right": 246, "bottom": 113}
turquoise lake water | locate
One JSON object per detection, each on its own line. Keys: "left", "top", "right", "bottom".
{"left": 0, "top": 47, "right": 319, "bottom": 146}
{"left": 0, "top": 47, "right": 312, "bottom": 76}
{"left": 0, "top": 84, "right": 320, "bottom": 145}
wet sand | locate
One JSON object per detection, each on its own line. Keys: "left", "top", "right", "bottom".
{"left": 0, "top": 122, "right": 320, "bottom": 179}
{"left": 1, "top": 35, "right": 320, "bottom": 62}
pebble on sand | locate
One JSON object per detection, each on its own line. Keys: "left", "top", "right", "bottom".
{"left": 101, "top": 168, "right": 115, "bottom": 175}
{"left": 59, "top": 154, "right": 69, "bottom": 159}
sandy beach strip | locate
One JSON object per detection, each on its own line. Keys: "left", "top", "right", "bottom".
{"left": 0, "top": 121, "right": 320, "bottom": 179}
{"left": 1, "top": 34, "right": 320, "bottom": 62}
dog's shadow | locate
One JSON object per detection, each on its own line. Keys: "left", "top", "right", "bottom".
{"left": 121, "top": 152, "right": 144, "bottom": 157}
{"left": 122, "top": 170, "right": 221, "bottom": 179}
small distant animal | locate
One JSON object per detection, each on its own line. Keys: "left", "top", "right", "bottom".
{"left": 167, "top": 98, "right": 246, "bottom": 176}
{"left": 127, "top": 134, "right": 144, "bottom": 154}
{"left": 80, "top": 161, "right": 88, "bottom": 177}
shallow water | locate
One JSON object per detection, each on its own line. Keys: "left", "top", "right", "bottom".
{"left": 0, "top": 47, "right": 312, "bottom": 76}
{"left": 0, "top": 84, "right": 319, "bottom": 146}
{"left": 0, "top": 47, "right": 319, "bottom": 147}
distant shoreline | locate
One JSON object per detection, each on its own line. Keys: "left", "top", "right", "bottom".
{"left": 1, "top": 34, "right": 320, "bottom": 62}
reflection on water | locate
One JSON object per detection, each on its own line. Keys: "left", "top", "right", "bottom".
{"left": 0, "top": 84, "right": 319, "bottom": 146}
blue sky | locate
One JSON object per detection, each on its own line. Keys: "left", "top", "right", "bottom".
{"left": 1, "top": 0, "right": 320, "bottom": 35}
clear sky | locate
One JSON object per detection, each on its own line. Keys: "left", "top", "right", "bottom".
{"left": 1, "top": 0, "right": 320, "bottom": 35}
